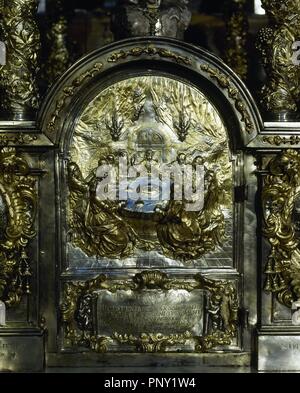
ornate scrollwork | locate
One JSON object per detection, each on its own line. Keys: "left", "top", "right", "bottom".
{"left": 61, "top": 271, "right": 239, "bottom": 353}
{"left": 107, "top": 46, "right": 192, "bottom": 66}
{"left": 194, "top": 275, "right": 239, "bottom": 351}
{"left": 46, "top": 62, "right": 103, "bottom": 134}
{"left": 200, "top": 64, "right": 253, "bottom": 134}
{"left": 262, "top": 136, "right": 300, "bottom": 146}
{"left": 263, "top": 150, "right": 300, "bottom": 307}
{"left": 112, "top": 332, "right": 193, "bottom": 353}
{"left": 0, "top": 133, "right": 38, "bottom": 147}
{"left": 0, "top": 0, "right": 40, "bottom": 120}
{"left": 256, "top": 0, "right": 300, "bottom": 117}
{"left": 0, "top": 148, "right": 37, "bottom": 307}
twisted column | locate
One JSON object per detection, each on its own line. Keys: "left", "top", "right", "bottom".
{"left": 256, "top": 0, "right": 300, "bottom": 120}
{"left": 0, "top": 0, "right": 41, "bottom": 121}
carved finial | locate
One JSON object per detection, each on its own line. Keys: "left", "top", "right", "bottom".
{"left": 224, "top": 0, "right": 249, "bottom": 81}
{"left": 43, "top": 0, "right": 71, "bottom": 88}
{"left": 112, "top": 0, "right": 191, "bottom": 40}
{"left": 256, "top": 0, "right": 300, "bottom": 121}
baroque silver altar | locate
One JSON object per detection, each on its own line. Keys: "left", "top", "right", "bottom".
{"left": 0, "top": 0, "right": 300, "bottom": 372}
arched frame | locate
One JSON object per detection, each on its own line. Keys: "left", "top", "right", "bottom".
{"left": 37, "top": 37, "right": 261, "bottom": 359}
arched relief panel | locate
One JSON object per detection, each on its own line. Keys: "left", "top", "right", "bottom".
{"left": 38, "top": 37, "right": 261, "bottom": 355}
{"left": 38, "top": 38, "right": 262, "bottom": 272}
{"left": 66, "top": 75, "right": 234, "bottom": 270}
{"left": 38, "top": 37, "right": 262, "bottom": 149}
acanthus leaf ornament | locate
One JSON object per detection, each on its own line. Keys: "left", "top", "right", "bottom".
{"left": 46, "top": 62, "right": 103, "bottom": 135}
{"left": 0, "top": 148, "right": 37, "bottom": 307}
{"left": 200, "top": 64, "right": 253, "bottom": 134}
{"left": 112, "top": 332, "right": 193, "bottom": 353}
{"left": 107, "top": 46, "right": 192, "bottom": 66}
{"left": 263, "top": 149, "right": 300, "bottom": 307}
{"left": 61, "top": 271, "right": 239, "bottom": 353}
{"left": 0, "top": 0, "right": 41, "bottom": 120}
{"left": 262, "top": 135, "right": 300, "bottom": 146}
{"left": 256, "top": 0, "right": 300, "bottom": 118}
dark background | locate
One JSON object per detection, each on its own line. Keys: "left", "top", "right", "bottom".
{"left": 38, "top": 1, "right": 267, "bottom": 96}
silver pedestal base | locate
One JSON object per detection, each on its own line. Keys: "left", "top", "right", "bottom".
{"left": 0, "top": 328, "right": 44, "bottom": 372}
{"left": 258, "top": 332, "right": 300, "bottom": 371}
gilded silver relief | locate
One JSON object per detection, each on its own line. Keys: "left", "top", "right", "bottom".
{"left": 68, "top": 76, "right": 234, "bottom": 268}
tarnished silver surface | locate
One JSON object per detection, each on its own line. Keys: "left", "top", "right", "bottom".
{"left": 96, "top": 289, "right": 204, "bottom": 336}
{"left": 258, "top": 334, "right": 300, "bottom": 371}
{"left": 28, "top": 37, "right": 266, "bottom": 369}
{"left": 0, "top": 331, "right": 44, "bottom": 372}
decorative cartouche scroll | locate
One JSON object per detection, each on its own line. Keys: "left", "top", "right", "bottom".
{"left": 0, "top": 148, "right": 37, "bottom": 307}
{"left": 112, "top": 332, "right": 193, "bottom": 353}
{"left": 0, "top": 134, "right": 38, "bottom": 147}
{"left": 0, "top": 0, "right": 40, "bottom": 120}
{"left": 262, "top": 136, "right": 300, "bottom": 146}
{"left": 256, "top": 0, "right": 300, "bottom": 118}
{"left": 224, "top": 0, "right": 249, "bottom": 81}
{"left": 61, "top": 271, "right": 239, "bottom": 353}
{"left": 200, "top": 64, "right": 253, "bottom": 134}
{"left": 263, "top": 150, "right": 300, "bottom": 307}
{"left": 46, "top": 63, "right": 103, "bottom": 134}
{"left": 107, "top": 46, "right": 192, "bottom": 66}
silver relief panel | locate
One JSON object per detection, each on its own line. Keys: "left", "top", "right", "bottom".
{"left": 95, "top": 289, "right": 205, "bottom": 337}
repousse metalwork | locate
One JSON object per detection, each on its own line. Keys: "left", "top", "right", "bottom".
{"left": 0, "top": 0, "right": 40, "bottom": 120}
{"left": 112, "top": 332, "right": 193, "bottom": 353}
{"left": 61, "top": 271, "right": 239, "bottom": 353}
{"left": 0, "top": 134, "right": 38, "bottom": 146}
{"left": 107, "top": 45, "right": 192, "bottom": 65}
{"left": 0, "top": 148, "right": 37, "bottom": 307}
{"left": 263, "top": 149, "right": 300, "bottom": 307}
{"left": 200, "top": 64, "right": 253, "bottom": 134}
{"left": 46, "top": 62, "right": 103, "bottom": 134}
{"left": 68, "top": 75, "right": 232, "bottom": 264}
{"left": 256, "top": 0, "right": 300, "bottom": 118}
{"left": 262, "top": 135, "right": 300, "bottom": 146}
